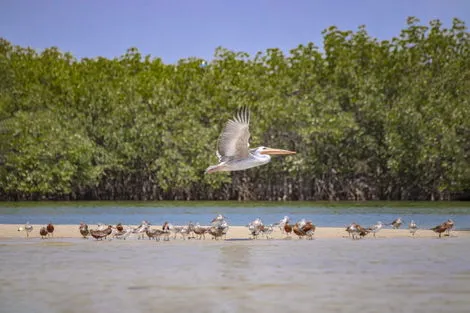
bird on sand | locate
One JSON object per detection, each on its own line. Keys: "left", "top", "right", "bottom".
{"left": 205, "top": 107, "right": 296, "bottom": 173}
{"left": 39, "top": 227, "right": 48, "bottom": 239}
{"left": 409, "top": 220, "right": 418, "bottom": 237}
{"left": 368, "top": 221, "right": 383, "bottom": 238}
{"left": 18, "top": 222, "right": 34, "bottom": 238}
{"left": 46, "top": 223, "right": 55, "bottom": 238}
{"left": 389, "top": 218, "right": 403, "bottom": 229}
{"left": 79, "top": 222, "right": 89, "bottom": 239}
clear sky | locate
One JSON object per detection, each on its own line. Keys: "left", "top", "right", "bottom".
{"left": 1, "top": 0, "right": 469, "bottom": 63}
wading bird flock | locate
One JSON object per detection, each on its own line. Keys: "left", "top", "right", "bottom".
{"left": 71, "top": 214, "right": 230, "bottom": 241}
{"left": 344, "top": 218, "right": 455, "bottom": 240}
{"left": 16, "top": 216, "right": 457, "bottom": 241}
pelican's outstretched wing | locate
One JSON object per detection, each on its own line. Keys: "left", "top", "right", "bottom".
{"left": 217, "top": 107, "right": 251, "bottom": 161}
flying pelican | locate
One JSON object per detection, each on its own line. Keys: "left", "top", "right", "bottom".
{"left": 205, "top": 107, "right": 296, "bottom": 173}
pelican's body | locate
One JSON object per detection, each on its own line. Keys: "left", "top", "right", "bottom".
{"left": 206, "top": 107, "right": 295, "bottom": 173}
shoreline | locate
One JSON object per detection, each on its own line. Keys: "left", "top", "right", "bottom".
{"left": 2, "top": 224, "right": 469, "bottom": 240}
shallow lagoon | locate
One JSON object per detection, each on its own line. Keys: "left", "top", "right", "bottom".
{"left": 1, "top": 236, "right": 470, "bottom": 313}
{"left": 1, "top": 201, "right": 470, "bottom": 229}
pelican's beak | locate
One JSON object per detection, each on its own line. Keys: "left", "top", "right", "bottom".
{"left": 260, "top": 148, "right": 296, "bottom": 155}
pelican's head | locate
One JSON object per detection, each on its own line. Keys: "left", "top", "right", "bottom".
{"left": 256, "top": 146, "right": 296, "bottom": 155}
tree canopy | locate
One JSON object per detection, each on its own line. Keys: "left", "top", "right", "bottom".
{"left": 1, "top": 17, "right": 469, "bottom": 201}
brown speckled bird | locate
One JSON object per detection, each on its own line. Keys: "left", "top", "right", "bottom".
{"left": 39, "top": 227, "right": 48, "bottom": 239}
{"left": 46, "top": 223, "right": 55, "bottom": 238}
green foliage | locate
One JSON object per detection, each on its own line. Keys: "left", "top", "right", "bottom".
{"left": 0, "top": 17, "right": 469, "bottom": 200}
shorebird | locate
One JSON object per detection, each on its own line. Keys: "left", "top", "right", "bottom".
{"left": 192, "top": 223, "right": 210, "bottom": 240}
{"left": 25, "top": 222, "right": 33, "bottom": 238}
{"left": 357, "top": 225, "right": 370, "bottom": 238}
{"left": 39, "top": 227, "right": 48, "bottom": 239}
{"left": 409, "top": 220, "right": 418, "bottom": 237}
{"left": 211, "top": 214, "right": 226, "bottom": 225}
{"left": 284, "top": 222, "right": 293, "bottom": 237}
{"left": 113, "top": 227, "right": 132, "bottom": 240}
{"left": 345, "top": 223, "right": 357, "bottom": 238}
{"left": 90, "top": 225, "right": 113, "bottom": 240}
{"left": 173, "top": 222, "right": 194, "bottom": 240}
{"left": 209, "top": 220, "right": 229, "bottom": 240}
{"left": 17, "top": 222, "right": 34, "bottom": 238}
{"left": 443, "top": 219, "right": 455, "bottom": 236}
{"left": 293, "top": 219, "right": 315, "bottom": 240}
{"left": 368, "top": 221, "right": 383, "bottom": 238}
{"left": 145, "top": 228, "right": 170, "bottom": 241}
{"left": 275, "top": 216, "right": 290, "bottom": 234}
{"left": 116, "top": 223, "right": 124, "bottom": 232}
{"left": 247, "top": 218, "right": 264, "bottom": 239}
{"left": 208, "top": 215, "right": 229, "bottom": 240}
{"left": 430, "top": 224, "right": 449, "bottom": 238}
{"left": 346, "top": 223, "right": 367, "bottom": 240}
{"left": 389, "top": 218, "right": 403, "bottom": 229}
{"left": 146, "top": 229, "right": 161, "bottom": 240}
{"left": 79, "top": 222, "right": 89, "bottom": 239}
{"left": 46, "top": 223, "right": 55, "bottom": 238}
{"left": 205, "top": 107, "right": 296, "bottom": 173}
{"left": 132, "top": 221, "right": 150, "bottom": 240}
{"left": 167, "top": 223, "right": 184, "bottom": 240}
{"left": 260, "top": 224, "right": 275, "bottom": 239}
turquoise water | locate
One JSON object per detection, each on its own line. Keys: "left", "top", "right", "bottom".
{"left": 1, "top": 237, "right": 469, "bottom": 313}
{"left": 1, "top": 201, "right": 470, "bottom": 229}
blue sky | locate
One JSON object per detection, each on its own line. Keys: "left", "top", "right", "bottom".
{"left": 1, "top": 0, "right": 469, "bottom": 63}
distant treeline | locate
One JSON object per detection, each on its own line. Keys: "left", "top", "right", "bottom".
{"left": 0, "top": 17, "right": 469, "bottom": 201}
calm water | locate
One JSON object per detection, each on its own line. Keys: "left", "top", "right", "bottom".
{"left": 1, "top": 201, "right": 470, "bottom": 229}
{"left": 1, "top": 237, "right": 470, "bottom": 313}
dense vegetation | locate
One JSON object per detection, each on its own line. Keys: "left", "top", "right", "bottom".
{"left": 0, "top": 17, "right": 469, "bottom": 201}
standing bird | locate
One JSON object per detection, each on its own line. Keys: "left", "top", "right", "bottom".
{"left": 116, "top": 223, "right": 124, "bottom": 232}
{"left": 443, "top": 219, "right": 454, "bottom": 236}
{"left": 368, "top": 221, "right": 383, "bottom": 238}
{"left": 46, "top": 223, "right": 55, "bottom": 238}
{"left": 24, "top": 222, "right": 33, "bottom": 238}
{"left": 133, "top": 221, "right": 150, "bottom": 240}
{"left": 205, "top": 107, "right": 296, "bottom": 173}
{"left": 276, "top": 216, "right": 290, "bottom": 234}
{"left": 18, "top": 222, "right": 34, "bottom": 238}
{"left": 293, "top": 219, "right": 316, "bottom": 240}
{"left": 90, "top": 225, "right": 113, "bottom": 240}
{"left": 409, "top": 220, "right": 418, "bottom": 237}
{"left": 79, "top": 222, "right": 89, "bottom": 239}
{"left": 389, "top": 218, "right": 403, "bottom": 229}
{"left": 430, "top": 224, "right": 449, "bottom": 238}
{"left": 284, "top": 222, "right": 293, "bottom": 237}
{"left": 39, "top": 227, "right": 48, "bottom": 239}
{"left": 247, "top": 218, "right": 264, "bottom": 239}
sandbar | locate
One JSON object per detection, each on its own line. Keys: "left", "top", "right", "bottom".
{"left": 2, "top": 224, "right": 468, "bottom": 240}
